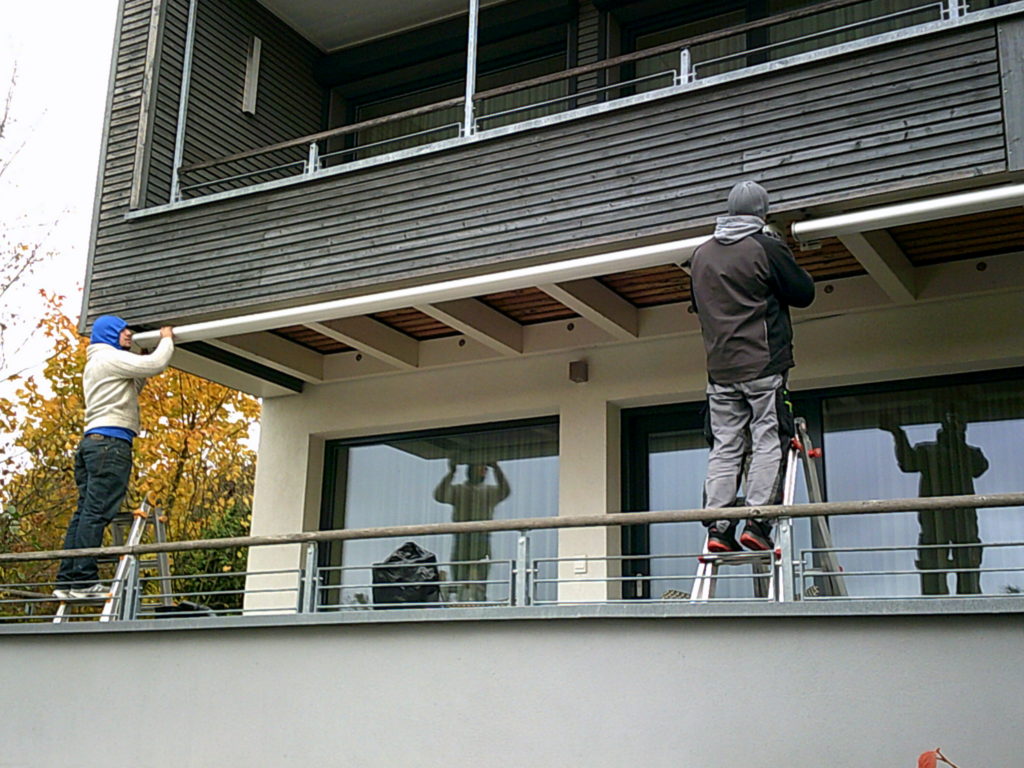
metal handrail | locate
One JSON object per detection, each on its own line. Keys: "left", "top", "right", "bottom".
{"left": 177, "top": 0, "right": 903, "bottom": 175}
{"left": 1, "top": 492, "right": 1021, "bottom": 564}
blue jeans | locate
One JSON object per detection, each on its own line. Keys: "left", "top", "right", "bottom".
{"left": 56, "top": 435, "right": 133, "bottom": 587}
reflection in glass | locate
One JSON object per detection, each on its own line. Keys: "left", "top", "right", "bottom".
{"left": 321, "top": 421, "right": 558, "bottom": 607}
{"left": 645, "top": 428, "right": 814, "bottom": 600}
{"left": 433, "top": 461, "right": 511, "bottom": 602}
{"left": 823, "top": 379, "right": 1024, "bottom": 597}
{"left": 880, "top": 413, "right": 988, "bottom": 594}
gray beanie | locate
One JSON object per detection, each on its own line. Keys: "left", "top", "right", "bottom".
{"left": 726, "top": 180, "right": 770, "bottom": 219}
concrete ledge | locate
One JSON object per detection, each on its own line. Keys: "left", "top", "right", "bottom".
{"left": 3, "top": 595, "right": 1022, "bottom": 636}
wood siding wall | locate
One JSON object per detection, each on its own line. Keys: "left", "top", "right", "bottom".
{"left": 144, "top": 0, "right": 188, "bottom": 206}
{"left": 86, "top": 20, "right": 1009, "bottom": 327}
{"left": 174, "top": 0, "right": 323, "bottom": 197}
{"left": 998, "top": 17, "right": 1024, "bottom": 170}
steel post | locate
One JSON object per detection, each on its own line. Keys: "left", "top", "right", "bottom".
{"left": 170, "top": 0, "right": 198, "bottom": 202}
{"left": 463, "top": 0, "right": 480, "bottom": 135}
{"left": 301, "top": 543, "right": 319, "bottom": 614}
{"left": 776, "top": 517, "right": 796, "bottom": 602}
{"left": 305, "top": 141, "right": 319, "bottom": 175}
{"left": 514, "top": 532, "right": 530, "bottom": 606}
{"left": 678, "top": 47, "right": 692, "bottom": 84}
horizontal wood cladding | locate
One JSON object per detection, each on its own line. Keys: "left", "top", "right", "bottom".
{"left": 145, "top": 0, "right": 188, "bottom": 206}
{"left": 91, "top": 0, "right": 153, "bottom": 265}
{"left": 176, "top": 0, "right": 323, "bottom": 196}
{"left": 87, "top": 23, "right": 1008, "bottom": 326}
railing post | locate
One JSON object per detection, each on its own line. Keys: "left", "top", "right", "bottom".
{"left": 300, "top": 542, "right": 319, "bottom": 614}
{"left": 776, "top": 517, "right": 796, "bottom": 602}
{"left": 170, "top": 0, "right": 199, "bottom": 203}
{"left": 678, "top": 47, "right": 693, "bottom": 84}
{"left": 946, "top": 0, "right": 962, "bottom": 20}
{"left": 514, "top": 531, "right": 530, "bottom": 606}
{"left": 305, "top": 141, "right": 320, "bottom": 175}
{"left": 463, "top": 0, "right": 480, "bottom": 136}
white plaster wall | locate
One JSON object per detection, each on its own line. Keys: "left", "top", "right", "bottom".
{"left": 246, "top": 291, "right": 1024, "bottom": 607}
{"left": 3, "top": 614, "right": 1023, "bottom": 767}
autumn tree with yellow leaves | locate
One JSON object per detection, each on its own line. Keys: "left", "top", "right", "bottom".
{"left": 0, "top": 294, "right": 260, "bottom": 594}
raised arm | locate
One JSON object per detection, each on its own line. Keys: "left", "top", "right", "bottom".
{"left": 758, "top": 234, "right": 815, "bottom": 309}
{"left": 489, "top": 462, "right": 511, "bottom": 502}
{"left": 104, "top": 328, "right": 175, "bottom": 379}
{"left": 433, "top": 460, "right": 457, "bottom": 505}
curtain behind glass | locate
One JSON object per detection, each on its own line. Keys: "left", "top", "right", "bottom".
{"left": 643, "top": 425, "right": 816, "bottom": 599}
{"left": 634, "top": 11, "right": 747, "bottom": 89}
{"left": 322, "top": 421, "right": 559, "bottom": 607}
{"left": 350, "top": 55, "right": 567, "bottom": 160}
{"left": 768, "top": 0, "right": 942, "bottom": 58}
{"left": 822, "top": 379, "right": 1024, "bottom": 597}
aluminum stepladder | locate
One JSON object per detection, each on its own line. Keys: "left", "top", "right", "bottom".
{"left": 53, "top": 494, "right": 172, "bottom": 623}
{"left": 691, "top": 417, "right": 846, "bottom": 601}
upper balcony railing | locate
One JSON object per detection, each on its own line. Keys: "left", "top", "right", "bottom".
{"left": 2, "top": 492, "right": 1023, "bottom": 628}
{"left": 169, "top": 0, "right": 999, "bottom": 204}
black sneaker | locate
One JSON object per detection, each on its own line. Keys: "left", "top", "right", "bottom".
{"left": 740, "top": 520, "right": 774, "bottom": 551}
{"left": 706, "top": 524, "right": 740, "bottom": 553}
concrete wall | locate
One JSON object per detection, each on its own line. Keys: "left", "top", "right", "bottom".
{"left": 244, "top": 288, "right": 1024, "bottom": 606}
{"left": 2, "top": 613, "right": 1022, "bottom": 766}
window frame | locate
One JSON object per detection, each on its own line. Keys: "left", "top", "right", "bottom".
{"left": 619, "top": 366, "right": 1024, "bottom": 599}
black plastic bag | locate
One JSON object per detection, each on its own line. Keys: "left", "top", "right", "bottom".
{"left": 372, "top": 541, "right": 441, "bottom": 609}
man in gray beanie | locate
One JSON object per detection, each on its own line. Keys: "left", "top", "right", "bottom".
{"left": 687, "top": 181, "right": 815, "bottom": 552}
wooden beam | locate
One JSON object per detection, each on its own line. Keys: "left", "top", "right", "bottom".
{"left": 838, "top": 230, "right": 917, "bottom": 304}
{"left": 308, "top": 318, "right": 419, "bottom": 370}
{"left": 212, "top": 332, "right": 323, "bottom": 383}
{"left": 415, "top": 298, "right": 523, "bottom": 356}
{"left": 539, "top": 278, "right": 638, "bottom": 341}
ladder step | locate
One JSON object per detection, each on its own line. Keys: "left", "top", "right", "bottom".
{"left": 698, "top": 550, "right": 775, "bottom": 566}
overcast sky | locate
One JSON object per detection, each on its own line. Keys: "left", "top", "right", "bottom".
{"left": 1, "top": 0, "right": 119, "bottom": 367}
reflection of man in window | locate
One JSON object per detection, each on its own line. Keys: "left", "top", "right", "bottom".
{"left": 434, "top": 461, "right": 511, "bottom": 602}
{"left": 880, "top": 413, "right": 989, "bottom": 595}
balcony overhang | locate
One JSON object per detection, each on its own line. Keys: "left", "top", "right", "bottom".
{"left": 132, "top": 184, "right": 1024, "bottom": 398}
{"left": 256, "top": 0, "right": 511, "bottom": 52}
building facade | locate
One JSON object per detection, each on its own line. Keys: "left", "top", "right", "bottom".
{"left": 28, "top": 0, "right": 1024, "bottom": 762}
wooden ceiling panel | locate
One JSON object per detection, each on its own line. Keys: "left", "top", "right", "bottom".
{"left": 371, "top": 308, "right": 456, "bottom": 339}
{"left": 272, "top": 325, "right": 351, "bottom": 353}
{"left": 479, "top": 287, "right": 578, "bottom": 324}
{"left": 891, "top": 208, "right": 1024, "bottom": 266}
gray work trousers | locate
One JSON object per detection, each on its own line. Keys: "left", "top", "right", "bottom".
{"left": 704, "top": 373, "right": 792, "bottom": 525}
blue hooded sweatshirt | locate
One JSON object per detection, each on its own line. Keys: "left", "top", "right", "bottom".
{"left": 85, "top": 315, "right": 136, "bottom": 442}
{"left": 90, "top": 315, "right": 128, "bottom": 348}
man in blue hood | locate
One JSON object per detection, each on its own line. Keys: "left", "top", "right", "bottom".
{"left": 687, "top": 181, "right": 815, "bottom": 553}
{"left": 54, "top": 316, "right": 175, "bottom": 599}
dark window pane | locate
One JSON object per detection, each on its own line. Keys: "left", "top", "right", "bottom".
{"left": 321, "top": 420, "right": 559, "bottom": 607}
{"left": 822, "top": 379, "right": 1024, "bottom": 597}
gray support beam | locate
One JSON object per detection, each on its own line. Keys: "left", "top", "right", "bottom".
{"left": 212, "top": 333, "right": 324, "bottom": 383}
{"left": 998, "top": 17, "right": 1024, "bottom": 171}
{"left": 837, "top": 230, "right": 917, "bottom": 304}
{"left": 463, "top": 0, "right": 480, "bottom": 135}
{"left": 539, "top": 279, "right": 639, "bottom": 341}
{"left": 414, "top": 298, "right": 523, "bottom": 355}
{"left": 170, "top": 0, "right": 198, "bottom": 202}
{"left": 308, "top": 318, "right": 419, "bottom": 370}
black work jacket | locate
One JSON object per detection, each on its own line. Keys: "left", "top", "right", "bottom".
{"left": 689, "top": 233, "right": 815, "bottom": 385}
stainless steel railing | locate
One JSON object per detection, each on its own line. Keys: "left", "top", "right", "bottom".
{"left": 172, "top": 0, "right": 979, "bottom": 200}
{"left": 1, "top": 492, "right": 1023, "bottom": 624}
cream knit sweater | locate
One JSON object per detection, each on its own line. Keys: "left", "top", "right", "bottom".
{"left": 83, "top": 337, "right": 174, "bottom": 435}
